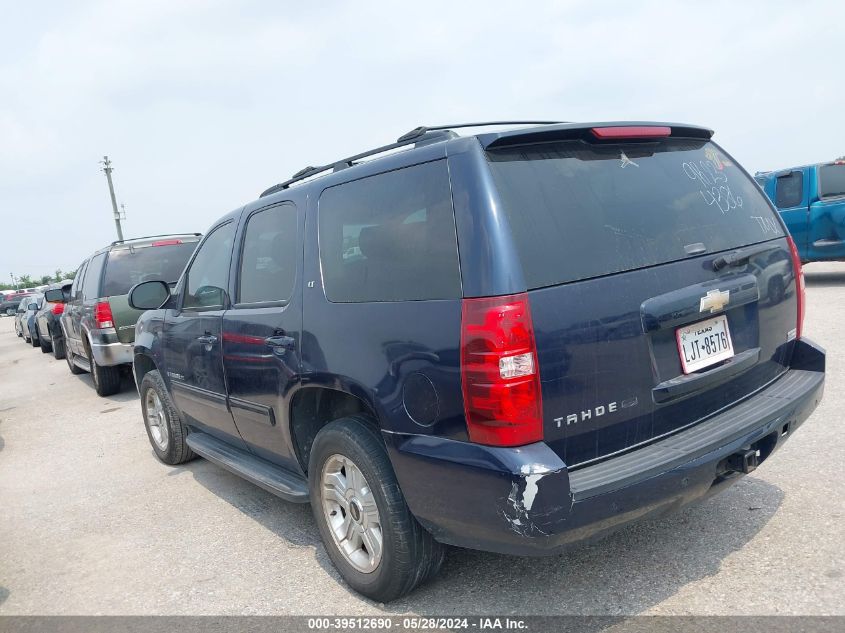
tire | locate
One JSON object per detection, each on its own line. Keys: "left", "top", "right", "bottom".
{"left": 308, "top": 416, "right": 445, "bottom": 602}
{"left": 53, "top": 336, "right": 66, "bottom": 360}
{"left": 140, "top": 370, "right": 195, "bottom": 465}
{"left": 65, "top": 341, "right": 85, "bottom": 375}
{"left": 30, "top": 330, "right": 39, "bottom": 347}
{"left": 38, "top": 327, "right": 53, "bottom": 354}
{"left": 89, "top": 351, "right": 122, "bottom": 397}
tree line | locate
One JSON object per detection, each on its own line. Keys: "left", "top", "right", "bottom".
{"left": 1, "top": 269, "right": 77, "bottom": 291}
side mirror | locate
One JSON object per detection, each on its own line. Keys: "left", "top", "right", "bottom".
{"left": 129, "top": 280, "right": 171, "bottom": 310}
{"left": 28, "top": 302, "right": 39, "bottom": 311}
{"left": 44, "top": 289, "right": 65, "bottom": 303}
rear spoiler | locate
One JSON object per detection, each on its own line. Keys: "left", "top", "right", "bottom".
{"left": 481, "top": 121, "right": 714, "bottom": 149}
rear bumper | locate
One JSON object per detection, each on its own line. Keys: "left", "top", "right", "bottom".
{"left": 88, "top": 328, "right": 134, "bottom": 367}
{"left": 385, "top": 338, "right": 825, "bottom": 556}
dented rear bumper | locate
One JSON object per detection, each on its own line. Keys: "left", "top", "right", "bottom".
{"left": 384, "top": 338, "right": 825, "bottom": 556}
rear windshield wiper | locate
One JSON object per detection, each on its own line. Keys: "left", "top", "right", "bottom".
{"left": 712, "top": 243, "right": 779, "bottom": 271}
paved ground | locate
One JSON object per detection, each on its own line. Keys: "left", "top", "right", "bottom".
{"left": 1, "top": 264, "right": 843, "bottom": 616}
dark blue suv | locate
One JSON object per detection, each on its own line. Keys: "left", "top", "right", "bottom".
{"left": 129, "top": 122, "right": 825, "bottom": 601}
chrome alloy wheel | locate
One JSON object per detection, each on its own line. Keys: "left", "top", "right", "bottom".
{"left": 145, "top": 389, "right": 169, "bottom": 451}
{"left": 321, "top": 454, "right": 383, "bottom": 573}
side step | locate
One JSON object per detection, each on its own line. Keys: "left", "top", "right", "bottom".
{"left": 186, "top": 432, "right": 310, "bottom": 503}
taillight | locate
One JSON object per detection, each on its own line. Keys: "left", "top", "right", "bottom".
{"left": 460, "top": 293, "right": 543, "bottom": 447}
{"left": 51, "top": 303, "right": 64, "bottom": 315}
{"left": 787, "top": 236, "right": 805, "bottom": 339}
{"left": 591, "top": 126, "right": 671, "bottom": 139}
{"left": 94, "top": 301, "right": 114, "bottom": 329}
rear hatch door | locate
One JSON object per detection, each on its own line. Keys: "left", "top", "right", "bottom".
{"left": 486, "top": 129, "right": 799, "bottom": 467}
{"left": 102, "top": 239, "right": 199, "bottom": 344}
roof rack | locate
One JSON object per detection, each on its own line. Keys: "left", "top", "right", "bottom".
{"left": 111, "top": 232, "right": 202, "bottom": 246}
{"left": 259, "top": 121, "right": 563, "bottom": 198}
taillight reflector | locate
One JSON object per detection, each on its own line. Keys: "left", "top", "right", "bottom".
{"left": 460, "top": 293, "right": 543, "bottom": 447}
{"left": 591, "top": 126, "right": 671, "bottom": 139}
{"left": 94, "top": 301, "right": 114, "bottom": 329}
{"left": 787, "top": 236, "right": 805, "bottom": 339}
{"left": 51, "top": 303, "right": 64, "bottom": 315}
{"left": 151, "top": 239, "right": 183, "bottom": 246}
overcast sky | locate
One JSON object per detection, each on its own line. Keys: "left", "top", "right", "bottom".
{"left": 1, "top": 0, "right": 842, "bottom": 280}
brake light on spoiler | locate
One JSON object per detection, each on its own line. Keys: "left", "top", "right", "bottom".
{"left": 591, "top": 126, "right": 672, "bottom": 139}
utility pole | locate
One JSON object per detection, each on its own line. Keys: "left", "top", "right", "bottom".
{"left": 100, "top": 156, "right": 125, "bottom": 242}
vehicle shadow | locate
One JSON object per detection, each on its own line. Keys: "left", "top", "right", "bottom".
{"left": 0, "top": 586, "right": 9, "bottom": 607}
{"left": 66, "top": 371, "right": 139, "bottom": 403}
{"left": 182, "top": 457, "right": 784, "bottom": 616}
{"left": 804, "top": 270, "right": 845, "bottom": 288}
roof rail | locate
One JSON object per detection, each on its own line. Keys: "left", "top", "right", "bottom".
{"left": 259, "top": 121, "right": 563, "bottom": 198}
{"left": 396, "top": 121, "right": 564, "bottom": 143}
{"left": 111, "top": 232, "right": 202, "bottom": 246}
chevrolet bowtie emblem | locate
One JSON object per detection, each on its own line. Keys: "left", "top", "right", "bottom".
{"left": 700, "top": 289, "right": 730, "bottom": 313}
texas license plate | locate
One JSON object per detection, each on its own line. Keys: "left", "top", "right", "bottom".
{"left": 676, "top": 314, "right": 734, "bottom": 374}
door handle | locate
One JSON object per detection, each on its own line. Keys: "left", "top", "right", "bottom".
{"left": 196, "top": 334, "right": 218, "bottom": 345}
{"left": 265, "top": 335, "right": 295, "bottom": 353}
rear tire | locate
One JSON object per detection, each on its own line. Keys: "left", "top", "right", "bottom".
{"left": 308, "top": 416, "right": 445, "bottom": 602}
{"left": 38, "top": 327, "right": 52, "bottom": 354}
{"left": 52, "top": 336, "right": 66, "bottom": 360}
{"left": 89, "top": 353, "right": 122, "bottom": 397}
{"left": 140, "top": 370, "right": 195, "bottom": 465}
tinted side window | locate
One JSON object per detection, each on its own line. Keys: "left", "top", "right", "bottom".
{"left": 775, "top": 171, "right": 803, "bottom": 208}
{"left": 71, "top": 261, "right": 88, "bottom": 301}
{"left": 238, "top": 205, "right": 298, "bottom": 304}
{"left": 183, "top": 222, "right": 236, "bottom": 310}
{"left": 318, "top": 160, "right": 461, "bottom": 302}
{"left": 819, "top": 164, "right": 845, "bottom": 199}
{"left": 81, "top": 253, "right": 107, "bottom": 301}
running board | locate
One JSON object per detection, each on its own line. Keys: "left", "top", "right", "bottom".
{"left": 812, "top": 238, "right": 845, "bottom": 248}
{"left": 186, "top": 432, "right": 309, "bottom": 503}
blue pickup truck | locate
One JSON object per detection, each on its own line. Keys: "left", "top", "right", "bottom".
{"left": 756, "top": 159, "right": 845, "bottom": 262}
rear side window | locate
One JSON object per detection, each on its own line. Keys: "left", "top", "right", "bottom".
{"left": 82, "top": 253, "right": 106, "bottom": 301}
{"left": 775, "top": 171, "right": 803, "bottom": 208}
{"left": 71, "top": 261, "right": 87, "bottom": 300}
{"left": 102, "top": 241, "right": 198, "bottom": 297}
{"left": 238, "top": 205, "right": 298, "bottom": 304}
{"left": 819, "top": 164, "right": 845, "bottom": 199}
{"left": 487, "top": 139, "right": 785, "bottom": 289}
{"left": 318, "top": 160, "right": 461, "bottom": 302}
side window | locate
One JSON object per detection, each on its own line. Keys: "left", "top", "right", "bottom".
{"left": 238, "top": 205, "right": 298, "bottom": 304}
{"left": 71, "top": 261, "right": 88, "bottom": 300}
{"left": 183, "top": 222, "right": 237, "bottom": 310}
{"left": 81, "top": 253, "right": 107, "bottom": 301}
{"left": 775, "top": 171, "right": 803, "bottom": 208}
{"left": 318, "top": 160, "right": 461, "bottom": 302}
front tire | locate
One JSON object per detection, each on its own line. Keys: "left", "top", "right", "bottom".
{"left": 52, "top": 336, "right": 66, "bottom": 360}
{"left": 30, "top": 330, "right": 39, "bottom": 347}
{"left": 308, "top": 416, "right": 445, "bottom": 602}
{"left": 65, "top": 342, "right": 85, "bottom": 375}
{"left": 140, "top": 370, "right": 195, "bottom": 465}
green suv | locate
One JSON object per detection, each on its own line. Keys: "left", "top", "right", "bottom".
{"left": 50, "top": 234, "right": 200, "bottom": 396}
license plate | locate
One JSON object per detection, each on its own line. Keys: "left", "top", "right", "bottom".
{"left": 676, "top": 314, "right": 734, "bottom": 374}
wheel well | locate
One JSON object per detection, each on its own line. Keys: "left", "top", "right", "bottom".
{"left": 134, "top": 354, "right": 157, "bottom": 388}
{"left": 290, "top": 387, "right": 380, "bottom": 474}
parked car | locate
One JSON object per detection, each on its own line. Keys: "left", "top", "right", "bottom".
{"left": 16, "top": 294, "right": 43, "bottom": 346}
{"left": 2, "top": 291, "right": 32, "bottom": 316}
{"left": 756, "top": 159, "right": 845, "bottom": 262}
{"left": 129, "top": 122, "right": 825, "bottom": 601}
{"left": 35, "top": 280, "right": 73, "bottom": 358}
{"left": 48, "top": 234, "right": 201, "bottom": 396}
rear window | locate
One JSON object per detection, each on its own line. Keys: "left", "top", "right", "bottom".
{"left": 487, "top": 139, "right": 785, "bottom": 288}
{"left": 819, "top": 164, "right": 845, "bottom": 199}
{"left": 775, "top": 171, "right": 803, "bottom": 208}
{"left": 318, "top": 160, "right": 461, "bottom": 302}
{"left": 102, "top": 241, "right": 198, "bottom": 297}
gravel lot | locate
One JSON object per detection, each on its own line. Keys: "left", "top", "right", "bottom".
{"left": 1, "top": 264, "right": 843, "bottom": 616}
